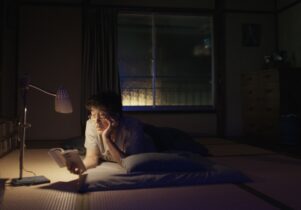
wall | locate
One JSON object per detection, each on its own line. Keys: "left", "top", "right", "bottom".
{"left": 277, "top": 0, "right": 297, "bottom": 10}
{"left": 0, "top": 0, "right": 17, "bottom": 118}
{"left": 15, "top": 0, "right": 280, "bottom": 141}
{"left": 278, "top": 2, "right": 301, "bottom": 67}
{"left": 224, "top": 1, "right": 276, "bottom": 137}
{"left": 18, "top": 1, "right": 218, "bottom": 142}
{"left": 18, "top": 5, "right": 82, "bottom": 140}
{"left": 226, "top": 0, "right": 275, "bottom": 11}
{"left": 91, "top": 0, "right": 214, "bottom": 9}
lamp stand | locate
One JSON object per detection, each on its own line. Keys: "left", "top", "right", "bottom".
{"left": 11, "top": 86, "right": 50, "bottom": 186}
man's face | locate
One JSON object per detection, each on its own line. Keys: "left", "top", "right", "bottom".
{"left": 89, "top": 107, "right": 110, "bottom": 133}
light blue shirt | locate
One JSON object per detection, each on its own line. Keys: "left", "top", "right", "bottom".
{"left": 84, "top": 116, "right": 155, "bottom": 161}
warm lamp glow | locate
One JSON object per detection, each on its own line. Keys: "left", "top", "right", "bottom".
{"left": 11, "top": 80, "right": 73, "bottom": 186}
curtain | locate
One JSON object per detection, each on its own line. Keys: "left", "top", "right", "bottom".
{"left": 81, "top": 7, "right": 120, "bottom": 129}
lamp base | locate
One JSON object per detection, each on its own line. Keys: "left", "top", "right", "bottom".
{"left": 11, "top": 176, "right": 50, "bottom": 186}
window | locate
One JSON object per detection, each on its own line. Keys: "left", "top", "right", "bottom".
{"left": 118, "top": 13, "right": 214, "bottom": 111}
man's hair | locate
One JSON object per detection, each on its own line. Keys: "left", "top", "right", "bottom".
{"left": 86, "top": 91, "right": 123, "bottom": 116}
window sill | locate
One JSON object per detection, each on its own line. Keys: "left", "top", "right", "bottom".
{"left": 122, "top": 105, "right": 215, "bottom": 113}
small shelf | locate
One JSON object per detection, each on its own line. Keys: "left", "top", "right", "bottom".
{"left": 0, "top": 119, "right": 18, "bottom": 158}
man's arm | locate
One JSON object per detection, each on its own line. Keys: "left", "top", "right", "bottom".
{"left": 83, "top": 147, "right": 99, "bottom": 169}
{"left": 103, "top": 136, "right": 125, "bottom": 164}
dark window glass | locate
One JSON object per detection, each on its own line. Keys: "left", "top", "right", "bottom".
{"left": 118, "top": 13, "right": 214, "bottom": 111}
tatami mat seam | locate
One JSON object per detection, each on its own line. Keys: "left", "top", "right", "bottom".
{"left": 75, "top": 192, "right": 89, "bottom": 210}
{"left": 235, "top": 183, "right": 294, "bottom": 210}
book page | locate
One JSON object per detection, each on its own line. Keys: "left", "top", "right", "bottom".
{"left": 48, "top": 148, "right": 66, "bottom": 167}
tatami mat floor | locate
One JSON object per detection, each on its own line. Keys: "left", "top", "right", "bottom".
{"left": 1, "top": 138, "right": 301, "bottom": 210}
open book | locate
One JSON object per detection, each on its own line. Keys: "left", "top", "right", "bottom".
{"left": 48, "top": 148, "right": 86, "bottom": 173}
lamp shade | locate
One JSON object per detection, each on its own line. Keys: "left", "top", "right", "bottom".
{"left": 55, "top": 86, "right": 73, "bottom": 113}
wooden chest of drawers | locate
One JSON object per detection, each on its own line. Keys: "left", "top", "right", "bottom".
{"left": 241, "top": 69, "right": 280, "bottom": 138}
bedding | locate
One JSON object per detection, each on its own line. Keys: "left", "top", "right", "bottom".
{"left": 79, "top": 153, "right": 249, "bottom": 192}
{"left": 143, "top": 124, "right": 208, "bottom": 155}
{"left": 121, "top": 152, "right": 210, "bottom": 173}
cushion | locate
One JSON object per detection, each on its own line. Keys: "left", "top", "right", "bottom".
{"left": 121, "top": 152, "right": 210, "bottom": 173}
{"left": 79, "top": 155, "right": 250, "bottom": 192}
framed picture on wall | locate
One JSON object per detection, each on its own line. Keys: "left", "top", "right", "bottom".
{"left": 242, "top": 24, "right": 261, "bottom": 47}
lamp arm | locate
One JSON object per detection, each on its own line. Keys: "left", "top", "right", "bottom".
{"left": 28, "top": 84, "right": 56, "bottom": 97}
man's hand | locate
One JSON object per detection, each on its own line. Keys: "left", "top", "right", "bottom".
{"left": 101, "top": 118, "right": 113, "bottom": 140}
{"left": 66, "top": 160, "right": 83, "bottom": 175}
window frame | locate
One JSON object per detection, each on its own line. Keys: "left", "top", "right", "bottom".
{"left": 117, "top": 10, "right": 216, "bottom": 113}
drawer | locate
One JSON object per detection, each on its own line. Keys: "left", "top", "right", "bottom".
{"left": 260, "top": 121, "right": 280, "bottom": 137}
{"left": 243, "top": 122, "right": 257, "bottom": 133}
{"left": 261, "top": 70, "right": 279, "bottom": 84}
{"left": 263, "top": 87, "right": 279, "bottom": 97}
{"left": 242, "top": 87, "right": 262, "bottom": 101}
{"left": 243, "top": 121, "right": 261, "bottom": 135}
{"left": 241, "top": 72, "right": 259, "bottom": 86}
{"left": 242, "top": 107, "right": 262, "bottom": 120}
{"left": 262, "top": 97, "right": 280, "bottom": 109}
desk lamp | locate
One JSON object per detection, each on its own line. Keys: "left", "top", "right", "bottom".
{"left": 11, "top": 77, "right": 72, "bottom": 186}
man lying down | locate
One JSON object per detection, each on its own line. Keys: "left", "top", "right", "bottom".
{"left": 64, "top": 93, "right": 246, "bottom": 191}
{"left": 67, "top": 91, "right": 156, "bottom": 174}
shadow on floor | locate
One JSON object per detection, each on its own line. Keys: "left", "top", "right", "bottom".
{"left": 38, "top": 179, "right": 81, "bottom": 193}
{"left": 0, "top": 179, "right": 8, "bottom": 207}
